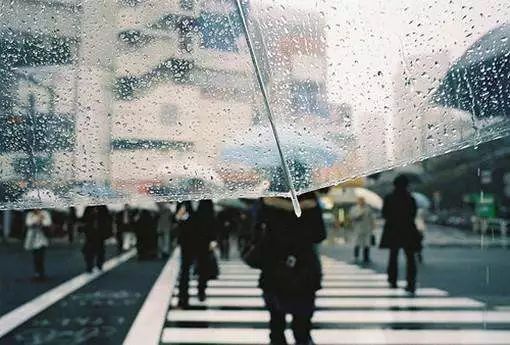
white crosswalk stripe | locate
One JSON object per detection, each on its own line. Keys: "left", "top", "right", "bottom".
{"left": 159, "top": 256, "right": 510, "bottom": 344}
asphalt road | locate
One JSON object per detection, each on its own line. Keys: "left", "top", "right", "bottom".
{"left": 0, "top": 240, "right": 118, "bottom": 317}
{"left": 321, "top": 244, "right": 510, "bottom": 308}
{"left": 1, "top": 229, "right": 510, "bottom": 344}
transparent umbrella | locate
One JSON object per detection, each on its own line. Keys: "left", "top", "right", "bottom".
{"left": 327, "top": 187, "right": 383, "bottom": 210}
{"left": 1, "top": 0, "right": 509, "bottom": 212}
{"left": 412, "top": 192, "right": 432, "bottom": 210}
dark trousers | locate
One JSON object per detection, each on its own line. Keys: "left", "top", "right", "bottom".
{"left": 116, "top": 230, "right": 123, "bottom": 254}
{"left": 32, "top": 247, "right": 46, "bottom": 277}
{"left": 263, "top": 292, "right": 315, "bottom": 345}
{"left": 178, "top": 249, "right": 208, "bottom": 305}
{"left": 354, "top": 246, "right": 370, "bottom": 262}
{"left": 387, "top": 248, "right": 416, "bottom": 289}
{"left": 84, "top": 241, "right": 105, "bottom": 272}
{"left": 219, "top": 237, "right": 230, "bottom": 260}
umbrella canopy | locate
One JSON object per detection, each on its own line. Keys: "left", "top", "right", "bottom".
{"left": 2, "top": 1, "right": 510, "bottom": 212}
{"left": 71, "top": 183, "right": 123, "bottom": 200}
{"left": 222, "top": 126, "right": 341, "bottom": 169}
{"left": 327, "top": 187, "right": 383, "bottom": 210}
{"left": 412, "top": 192, "right": 431, "bottom": 209}
{"left": 434, "top": 24, "right": 510, "bottom": 118}
{"left": 21, "top": 189, "right": 62, "bottom": 208}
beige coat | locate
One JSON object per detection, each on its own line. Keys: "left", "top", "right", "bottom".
{"left": 24, "top": 210, "right": 52, "bottom": 250}
{"left": 350, "top": 204, "right": 375, "bottom": 247}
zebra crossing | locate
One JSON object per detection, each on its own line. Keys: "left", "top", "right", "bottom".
{"left": 160, "top": 256, "right": 510, "bottom": 344}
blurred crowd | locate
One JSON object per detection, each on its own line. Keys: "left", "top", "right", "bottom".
{"left": 13, "top": 176, "right": 426, "bottom": 345}
{"left": 18, "top": 200, "right": 256, "bottom": 281}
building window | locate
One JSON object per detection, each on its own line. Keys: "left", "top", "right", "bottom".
{"left": 160, "top": 104, "right": 178, "bottom": 126}
{"left": 0, "top": 31, "right": 76, "bottom": 67}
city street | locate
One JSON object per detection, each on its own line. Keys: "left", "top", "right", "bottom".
{"left": 0, "top": 228, "right": 509, "bottom": 345}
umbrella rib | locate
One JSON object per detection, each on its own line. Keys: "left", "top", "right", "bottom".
{"left": 233, "top": 0, "right": 302, "bottom": 217}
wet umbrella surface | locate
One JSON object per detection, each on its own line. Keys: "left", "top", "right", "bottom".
{"left": 0, "top": 0, "right": 508, "bottom": 210}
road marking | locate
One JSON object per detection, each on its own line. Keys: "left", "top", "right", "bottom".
{"left": 168, "top": 309, "right": 510, "bottom": 323}
{"left": 189, "top": 280, "right": 406, "bottom": 288}
{"left": 0, "top": 249, "right": 136, "bottom": 338}
{"left": 161, "top": 328, "right": 510, "bottom": 344}
{"left": 170, "top": 296, "right": 485, "bottom": 309}
{"left": 164, "top": 257, "right": 494, "bottom": 344}
{"left": 216, "top": 273, "right": 388, "bottom": 280}
{"left": 178, "top": 287, "right": 447, "bottom": 297}
{"left": 123, "top": 248, "right": 180, "bottom": 345}
{"left": 220, "top": 267, "right": 376, "bottom": 274}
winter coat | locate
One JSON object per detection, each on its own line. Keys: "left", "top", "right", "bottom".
{"left": 115, "top": 208, "right": 135, "bottom": 234}
{"left": 350, "top": 204, "right": 375, "bottom": 247}
{"left": 24, "top": 210, "right": 51, "bottom": 250}
{"left": 175, "top": 200, "right": 216, "bottom": 256}
{"left": 255, "top": 193, "right": 326, "bottom": 295}
{"left": 82, "top": 205, "right": 112, "bottom": 244}
{"left": 380, "top": 189, "right": 422, "bottom": 250}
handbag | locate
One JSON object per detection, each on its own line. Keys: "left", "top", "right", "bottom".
{"left": 207, "top": 249, "right": 219, "bottom": 280}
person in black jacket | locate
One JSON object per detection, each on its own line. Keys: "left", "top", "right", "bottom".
{"left": 255, "top": 192, "right": 326, "bottom": 345}
{"left": 175, "top": 200, "right": 216, "bottom": 308}
{"left": 81, "top": 205, "right": 112, "bottom": 273}
{"left": 380, "top": 175, "right": 421, "bottom": 294}
{"left": 135, "top": 209, "right": 158, "bottom": 260}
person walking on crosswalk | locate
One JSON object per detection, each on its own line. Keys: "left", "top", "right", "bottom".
{"left": 349, "top": 196, "right": 375, "bottom": 264}
{"left": 175, "top": 200, "right": 216, "bottom": 309}
{"left": 254, "top": 192, "right": 326, "bottom": 345}
{"left": 380, "top": 175, "right": 422, "bottom": 294}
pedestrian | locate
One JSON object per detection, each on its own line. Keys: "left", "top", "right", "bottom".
{"left": 350, "top": 197, "right": 375, "bottom": 264}
{"left": 237, "top": 209, "right": 253, "bottom": 255}
{"left": 24, "top": 209, "right": 52, "bottom": 281}
{"left": 157, "top": 202, "right": 173, "bottom": 259}
{"left": 81, "top": 205, "right": 112, "bottom": 273}
{"left": 115, "top": 204, "right": 135, "bottom": 254}
{"left": 67, "top": 206, "right": 77, "bottom": 244}
{"left": 380, "top": 175, "right": 422, "bottom": 294}
{"left": 216, "top": 207, "right": 237, "bottom": 260}
{"left": 175, "top": 200, "right": 216, "bottom": 309}
{"left": 254, "top": 192, "right": 326, "bottom": 345}
{"left": 135, "top": 209, "right": 158, "bottom": 260}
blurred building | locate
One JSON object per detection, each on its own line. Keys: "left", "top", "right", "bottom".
{"left": 0, "top": 0, "right": 348, "bottom": 201}
{"left": 111, "top": 0, "right": 256, "bottom": 193}
{"left": 0, "top": 0, "right": 80, "bottom": 200}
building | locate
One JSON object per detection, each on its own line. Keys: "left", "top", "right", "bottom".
{"left": 0, "top": 0, "right": 79, "bottom": 201}
{"left": 0, "top": 0, "right": 352, "bottom": 202}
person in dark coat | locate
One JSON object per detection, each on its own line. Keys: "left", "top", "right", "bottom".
{"left": 135, "top": 209, "right": 158, "bottom": 260}
{"left": 175, "top": 200, "right": 216, "bottom": 308}
{"left": 255, "top": 192, "right": 326, "bottom": 345}
{"left": 216, "top": 207, "right": 238, "bottom": 260}
{"left": 379, "top": 175, "right": 422, "bottom": 293}
{"left": 81, "top": 205, "right": 112, "bottom": 273}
